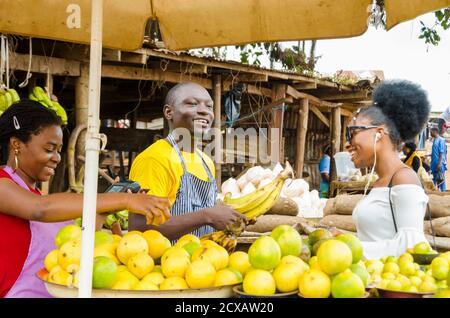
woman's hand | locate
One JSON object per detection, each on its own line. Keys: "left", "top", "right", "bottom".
{"left": 204, "top": 204, "right": 246, "bottom": 231}
{"left": 126, "top": 193, "right": 171, "bottom": 225}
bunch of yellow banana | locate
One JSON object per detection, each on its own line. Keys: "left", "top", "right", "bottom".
{"left": 0, "top": 88, "right": 20, "bottom": 112}
{"left": 29, "top": 86, "right": 68, "bottom": 125}
{"left": 202, "top": 163, "right": 294, "bottom": 253}
{"left": 224, "top": 162, "right": 293, "bottom": 220}
{"left": 200, "top": 217, "right": 248, "bottom": 253}
{"left": 201, "top": 230, "right": 238, "bottom": 253}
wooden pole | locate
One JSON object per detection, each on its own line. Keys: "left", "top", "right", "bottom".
{"left": 269, "top": 84, "right": 286, "bottom": 164}
{"left": 75, "top": 64, "right": 90, "bottom": 156}
{"left": 213, "top": 74, "right": 222, "bottom": 188}
{"left": 330, "top": 106, "right": 342, "bottom": 185}
{"left": 295, "top": 99, "right": 309, "bottom": 178}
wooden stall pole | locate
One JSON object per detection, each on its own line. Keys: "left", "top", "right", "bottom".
{"left": 330, "top": 106, "right": 342, "bottom": 185}
{"left": 269, "top": 84, "right": 286, "bottom": 164}
{"left": 75, "top": 64, "right": 90, "bottom": 155}
{"left": 295, "top": 99, "right": 309, "bottom": 178}
{"left": 341, "top": 116, "right": 351, "bottom": 152}
{"left": 213, "top": 74, "right": 222, "bottom": 188}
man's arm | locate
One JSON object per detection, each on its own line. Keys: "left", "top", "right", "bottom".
{"left": 437, "top": 139, "right": 445, "bottom": 171}
{"left": 129, "top": 204, "right": 244, "bottom": 240}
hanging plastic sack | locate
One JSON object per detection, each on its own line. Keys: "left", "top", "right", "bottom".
{"left": 223, "top": 83, "right": 244, "bottom": 127}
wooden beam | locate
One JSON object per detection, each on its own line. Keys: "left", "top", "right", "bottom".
{"left": 310, "top": 105, "right": 330, "bottom": 128}
{"left": 295, "top": 99, "right": 309, "bottom": 178}
{"left": 102, "top": 49, "right": 121, "bottom": 62}
{"left": 9, "top": 53, "right": 80, "bottom": 76}
{"left": 229, "top": 98, "right": 291, "bottom": 126}
{"left": 286, "top": 85, "right": 338, "bottom": 108}
{"left": 319, "top": 91, "right": 369, "bottom": 101}
{"left": 121, "top": 51, "right": 149, "bottom": 64}
{"left": 149, "top": 61, "right": 208, "bottom": 74}
{"left": 235, "top": 73, "right": 268, "bottom": 82}
{"left": 222, "top": 81, "right": 272, "bottom": 98}
{"left": 101, "top": 64, "right": 213, "bottom": 88}
{"left": 213, "top": 74, "right": 222, "bottom": 189}
{"left": 293, "top": 82, "right": 317, "bottom": 90}
{"left": 269, "top": 84, "right": 286, "bottom": 163}
{"left": 139, "top": 49, "right": 358, "bottom": 91}
{"left": 340, "top": 108, "right": 355, "bottom": 117}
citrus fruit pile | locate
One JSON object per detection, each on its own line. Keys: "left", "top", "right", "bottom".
{"left": 42, "top": 224, "right": 243, "bottom": 291}
{"left": 366, "top": 242, "right": 450, "bottom": 297}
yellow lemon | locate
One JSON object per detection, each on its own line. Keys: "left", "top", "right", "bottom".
{"left": 47, "top": 268, "right": 72, "bottom": 286}
{"left": 142, "top": 230, "right": 172, "bottom": 259}
{"left": 273, "top": 262, "right": 305, "bottom": 293}
{"left": 161, "top": 255, "right": 191, "bottom": 278}
{"left": 111, "top": 271, "right": 139, "bottom": 290}
{"left": 141, "top": 272, "right": 165, "bottom": 286}
{"left": 44, "top": 250, "right": 59, "bottom": 272}
{"left": 94, "top": 245, "right": 120, "bottom": 265}
{"left": 191, "top": 247, "right": 224, "bottom": 271}
{"left": 185, "top": 260, "right": 216, "bottom": 289}
{"left": 160, "top": 277, "right": 188, "bottom": 290}
{"left": 298, "top": 269, "right": 331, "bottom": 298}
{"left": 243, "top": 269, "right": 276, "bottom": 296}
{"left": 228, "top": 251, "right": 252, "bottom": 276}
{"left": 309, "top": 256, "right": 321, "bottom": 270}
{"left": 176, "top": 234, "right": 201, "bottom": 247}
{"left": 127, "top": 252, "right": 154, "bottom": 279}
{"left": 214, "top": 268, "right": 243, "bottom": 287}
{"left": 116, "top": 233, "right": 149, "bottom": 265}
{"left": 58, "top": 239, "right": 81, "bottom": 270}
{"left": 200, "top": 240, "right": 220, "bottom": 249}
{"left": 134, "top": 280, "right": 159, "bottom": 291}
{"left": 161, "top": 246, "right": 190, "bottom": 263}
{"left": 124, "top": 231, "right": 144, "bottom": 237}
{"left": 316, "top": 240, "right": 352, "bottom": 276}
{"left": 54, "top": 224, "right": 81, "bottom": 248}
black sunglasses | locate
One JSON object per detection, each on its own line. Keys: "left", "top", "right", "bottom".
{"left": 346, "top": 125, "right": 379, "bottom": 142}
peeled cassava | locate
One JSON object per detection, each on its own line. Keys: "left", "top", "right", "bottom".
{"left": 241, "top": 182, "right": 257, "bottom": 196}
{"left": 245, "top": 166, "right": 265, "bottom": 186}
{"left": 221, "top": 178, "right": 240, "bottom": 195}
{"left": 236, "top": 174, "right": 248, "bottom": 191}
{"left": 272, "top": 162, "right": 284, "bottom": 176}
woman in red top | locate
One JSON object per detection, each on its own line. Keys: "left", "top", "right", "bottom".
{"left": 0, "top": 100, "right": 171, "bottom": 297}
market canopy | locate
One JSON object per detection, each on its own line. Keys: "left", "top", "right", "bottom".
{"left": 1, "top": 0, "right": 449, "bottom": 51}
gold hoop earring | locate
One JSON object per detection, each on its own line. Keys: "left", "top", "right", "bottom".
{"left": 13, "top": 149, "right": 19, "bottom": 173}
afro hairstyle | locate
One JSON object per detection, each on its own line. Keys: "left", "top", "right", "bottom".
{"left": 371, "top": 80, "right": 431, "bottom": 142}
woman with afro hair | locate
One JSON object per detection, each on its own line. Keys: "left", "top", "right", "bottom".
{"left": 346, "top": 80, "right": 431, "bottom": 259}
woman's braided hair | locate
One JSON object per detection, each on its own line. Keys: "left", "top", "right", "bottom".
{"left": 0, "top": 100, "right": 61, "bottom": 165}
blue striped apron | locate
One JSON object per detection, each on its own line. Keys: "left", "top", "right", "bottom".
{"left": 166, "top": 134, "right": 217, "bottom": 238}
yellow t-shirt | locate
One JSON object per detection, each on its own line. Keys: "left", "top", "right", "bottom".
{"left": 129, "top": 139, "right": 215, "bottom": 205}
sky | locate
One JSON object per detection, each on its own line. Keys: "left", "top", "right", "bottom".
{"left": 220, "top": 12, "right": 450, "bottom": 113}
{"left": 313, "top": 12, "right": 450, "bottom": 112}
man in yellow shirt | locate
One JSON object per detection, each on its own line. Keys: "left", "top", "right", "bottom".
{"left": 129, "top": 82, "right": 244, "bottom": 240}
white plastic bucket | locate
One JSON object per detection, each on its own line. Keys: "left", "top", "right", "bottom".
{"left": 334, "top": 152, "right": 358, "bottom": 181}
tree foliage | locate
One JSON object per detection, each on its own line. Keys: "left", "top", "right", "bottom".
{"left": 419, "top": 8, "right": 450, "bottom": 46}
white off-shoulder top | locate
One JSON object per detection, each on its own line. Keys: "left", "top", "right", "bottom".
{"left": 352, "top": 184, "right": 429, "bottom": 260}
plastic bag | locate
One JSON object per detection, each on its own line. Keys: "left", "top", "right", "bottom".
{"left": 223, "top": 83, "right": 244, "bottom": 127}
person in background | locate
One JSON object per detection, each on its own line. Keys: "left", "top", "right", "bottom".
{"left": 319, "top": 145, "right": 331, "bottom": 198}
{"left": 0, "top": 101, "right": 171, "bottom": 298}
{"left": 402, "top": 141, "right": 430, "bottom": 173}
{"left": 430, "top": 126, "right": 447, "bottom": 191}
